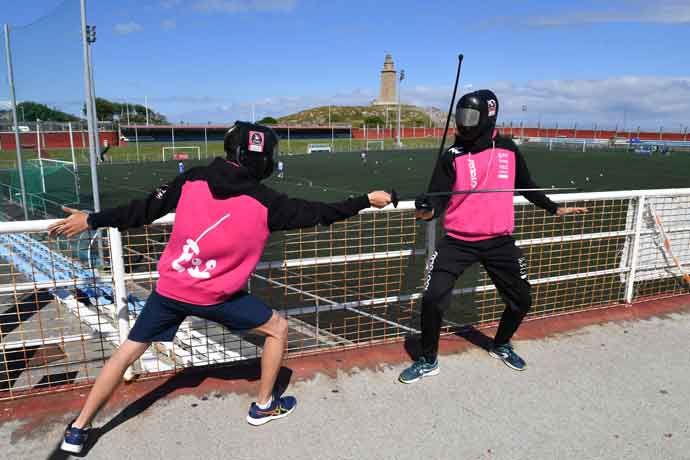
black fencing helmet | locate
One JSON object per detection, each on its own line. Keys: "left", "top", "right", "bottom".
{"left": 455, "top": 90, "right": 499, "bottom": 143}
{"left": 224, "top": 121, "right": 279, "bottom": 180}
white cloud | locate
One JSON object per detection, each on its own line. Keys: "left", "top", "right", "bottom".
{"left": 162, "top": 18, "right": 177, "bottom": 29}
{"left": 192, "top": 0, "right": 297, "bottom": 13}
{"left": 452, "top": 76, "right": 690, "bottom": 129}
{"left": 157, "top": 76, "right": 690, "bottom": 129}
{"left": 114, "top": 22, "right": 144, "bottom": 35}
{"left": 0, "top": 100, "right": 11, "bottom": 110}
{"left": 527, "top": 0, "right": 690, "bottom": 26}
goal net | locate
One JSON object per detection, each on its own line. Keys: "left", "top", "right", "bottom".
{"left": 13, "top": 159, "right": 78, "bottom": 200}
{"left": 307, "top": 144, "right": 332, "bottom": 154}
{"left": 365, "top": 140, "right": 385, "bottom": 151}
{"left": 162, "top": 146, "right": 201, "bottom": 161}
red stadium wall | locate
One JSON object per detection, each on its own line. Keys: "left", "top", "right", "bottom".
{"left": 0, "top": 131, "right": 118, "bottom": 151}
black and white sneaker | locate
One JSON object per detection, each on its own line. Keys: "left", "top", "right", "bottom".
{"left": 489, "top": 342, "right": 526, "bottom": 371}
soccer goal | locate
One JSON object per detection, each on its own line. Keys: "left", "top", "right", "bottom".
{"left": 307, "top": 144, "right": 332, "bottom": 154}
{"left": 162, "top": 146, "right": 201, "bottom": 161}
{"left": 17, "top": 158, "right": 80, "bottom": 204}
{"left": 365, "top": 140, "right": 385, "bottom": 151}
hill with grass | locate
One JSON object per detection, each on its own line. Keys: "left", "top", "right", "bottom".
{"left": 277, "top": 105, "right": 446, "bottom": 127}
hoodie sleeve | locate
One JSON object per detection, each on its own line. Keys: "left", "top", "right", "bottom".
{"left": 262, "top": 186, "right": 371, "bottom": 232}
{"left": 87, "top": 173, "right": 187, "bottom": 231}
{"left": 514, "top": 148, "right": 559, "bottom": 214}
{"left": 426, "top": 149, "right": 456, "bottom": 218}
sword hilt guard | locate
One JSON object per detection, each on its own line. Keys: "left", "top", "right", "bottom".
{"left": 390, "top": 189, "right": 399, "bottom": 208}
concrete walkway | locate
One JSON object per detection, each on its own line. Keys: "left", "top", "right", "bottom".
{"left": 2, "top": 310, "right": 689, "bottom": 460}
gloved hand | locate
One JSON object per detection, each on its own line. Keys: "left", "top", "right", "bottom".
{"left": 414, "top": 194, "right": 434, "bottom": 221}
{"left": 414, "top": 194, "right": 433, "bottom": 212}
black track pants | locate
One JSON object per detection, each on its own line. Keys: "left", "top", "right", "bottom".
{"left": 421, "top": 235, "right": 532, "bottom": 361}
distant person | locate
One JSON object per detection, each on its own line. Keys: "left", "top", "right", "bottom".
{"left": 360, "top": 150, "right": 367, "bottom": 165}
{"left": 277, "top": 159, "right": 284, "bottom": 179}
{"left": 398, "top": 90, "right": 587, "bottom": 384}
{"left": 49, "top": 121, "right": 392, "bottom": 454}
{"left": 178, "top": 161, "right": 185, "bottom": 174}
{"left": 99, "top": 140, "right": 110, "bottom": 163}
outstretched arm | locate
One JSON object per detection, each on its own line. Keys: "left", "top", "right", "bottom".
{"left": 48, "top": 174, "right": 187, "bottom": 238}
{"left": 267, "top": 189, "right": 391, "bottom": 232}
{"left": 514, "top": 149, "right": 587, "bottom": 216}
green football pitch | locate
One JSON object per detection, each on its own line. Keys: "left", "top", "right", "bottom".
{"left": 87, "top": 144, "right": 690, "bottom": 211}
{"left": 2, "top": 143, "right": 689, "bottom": 215}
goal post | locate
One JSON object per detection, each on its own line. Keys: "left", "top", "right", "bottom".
{"left": 306, "top": 144, "right": 332, "bottom": 154}
{"left": 366, "top": 140, "right": 385, "bottom": 151}
{"left": 162, "top": 146, "right": 201, "bottom": 161}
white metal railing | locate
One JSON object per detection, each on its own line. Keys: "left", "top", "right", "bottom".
{"left": 1, "top": 190, "right": 689, "bottom": 400}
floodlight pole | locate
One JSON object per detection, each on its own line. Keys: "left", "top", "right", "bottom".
{"left": 80, "top": 0, "right": 101, "bottom": 212}
{"left": 36, "top": 120, "right": 46, "bottom": 193}
{"left": 204, "top": 126, "right": 208, "bottom": 158}
{"left": 68, "top": 122, "right": 77, "bottom": 170}
{"left": 134, "top": 125, "right": 140, "bottom": 161}
{"left": 397, "top": 69, "right": 405, "bottom": 148}
{"left": 87, "top": 42, "right": 99, "bottom": 158}
{"left": 3, "top": 24, "right": 28, "bottom": 219}
{"left": 329, "top": 105, "right": 333, "bottom": 148}
{"left": 349, "top": 125, "right": 352, "bottom": 151}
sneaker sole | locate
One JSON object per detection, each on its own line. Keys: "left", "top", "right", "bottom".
{"left": 60, "top": 441, "right": 84, "bottom": 454}
{"left": 398, "top": 367, "right": 440, "bottom": 384}
{"left": 488, "top": 350, "right": 526, "bottom": 371}
{"left": 246, "top": 405, "right": 296, "bottom": 426}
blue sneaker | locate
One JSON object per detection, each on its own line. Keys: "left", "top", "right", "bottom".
{"left": 398, "top": 357, "right": 440, "bottom": 384}
{"left": 246, "top": 395, "right": 297, "bottom": 426}
{"left": 60, "top": 421, "right": 91, "bottom": 454}
{"left": 489, "top": 342, "right": 526, "bottom": 371}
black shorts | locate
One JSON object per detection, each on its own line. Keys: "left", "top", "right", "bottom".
{"left": 128, "top": 290, "right": 274, "bottom": 343}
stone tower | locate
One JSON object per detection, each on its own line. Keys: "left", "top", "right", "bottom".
{"left": 374, "top": 54, "right": 397, "bottom": 106}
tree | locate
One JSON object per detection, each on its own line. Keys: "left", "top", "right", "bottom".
{"left": 84, "top": 98, "right": 169, "bottom": 124}
{"left": 17, "top": 101, "right": 81, "bottom": 122}
{"left": 258, "top": 116, "right": 278, "bottom": 124}
{"left": 364, "top": 115, "right": 385, "bottom": 126}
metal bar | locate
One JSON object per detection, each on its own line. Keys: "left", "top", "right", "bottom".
{"left": 3, "top": 24, "right": 28, "bottom": 219}
{"left": 135, "top": 125, "right": 140, "bottom": 161}
{"left": 625, "top": 196, "right": 646, "bottom": 303}
{"left": 107, "top": 229, "right": 133, "bottom": 374}
{"left": 252, "top": 273, "right": 419, "bottom": 333}
{"left": 80, "top": 0, "right": 101, "bottom": 212}
{"left": 0, "top": 334, "right": 101, "bottom": 351}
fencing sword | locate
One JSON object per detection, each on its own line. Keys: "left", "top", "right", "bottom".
{"left": 389, "top": 187, "right": 579, "bottom": 208}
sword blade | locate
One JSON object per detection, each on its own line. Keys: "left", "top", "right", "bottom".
{"left": 424, "top": 187, "right": 578, "bottom": 197}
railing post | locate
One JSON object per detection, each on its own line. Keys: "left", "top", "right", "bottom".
{"left": 625, "top": 195, "right": 646, "bottom": 304}
{"left": 108, "top": 227, "right": 134, "bottom": 380}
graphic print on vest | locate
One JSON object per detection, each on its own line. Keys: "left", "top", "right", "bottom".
{"left": 171, "top": 213, "right": 231, "bottom": 279}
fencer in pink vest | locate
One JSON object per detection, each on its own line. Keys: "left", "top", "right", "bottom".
{"left": 399, "top": 90, "right": 587, "bottom": 383}
{"left": 50, "top": 121, "right": 391, "bottom": 453}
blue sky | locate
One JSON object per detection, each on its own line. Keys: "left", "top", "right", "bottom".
{"left": 1, "top": 0, "right": 689, "bottom": 129}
